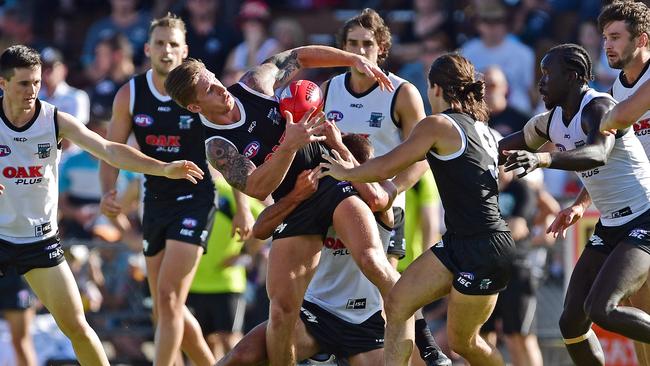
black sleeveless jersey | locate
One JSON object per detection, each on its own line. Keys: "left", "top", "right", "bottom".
{"left": 130, "top": 71, "right": 214, "bottom": 201}
{"left": 426, "top": 111, "right": 508, "bottom": 237}
{"left": 203, "top": 82, "right": 329, "bottom": 200}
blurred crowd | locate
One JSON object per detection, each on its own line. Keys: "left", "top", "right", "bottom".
{"left": 0, "top": 0, "right": 627, "bottom": 363}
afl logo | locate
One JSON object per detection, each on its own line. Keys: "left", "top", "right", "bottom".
{"left": 327, "top": 110, "right": 344, "bottom": 122}
{"left": 134, "top": 114, "right": 154, "bottom": 127}
{"left": 244, "top": 141, "right": 261, "bottom": 158}
{"left": 0, "top": 145, "right": 11, "bottom": 157}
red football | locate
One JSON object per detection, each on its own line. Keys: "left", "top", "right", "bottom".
{"left": 279, "top": 80, "right": 323, "bottom": 122}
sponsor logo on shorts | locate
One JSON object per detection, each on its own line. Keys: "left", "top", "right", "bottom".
{"left": 589, "top": 234, "right": 604, "bottom": 246}
{"left": 346, "top": 298, "right": 367, "bottom": 310}
{"left": 479, "top": 279, "right": 492, "bottom": 290}
{"left": 274, "top": 222, "right": 287, "bottom": 234}
{"left": 134, "top": 114, "right": 154, "bottom": 127}
{"left": 143, "top": 240, "right": 149, "bottom": 252}
{"left": 182, "top": 218, "right": 198, "bottom": 228}
{"left": 300, "top": 307, "right": 318, "bottom": 323}
{"left": 48, "top": 247, "right": 64, "bottom": 260}
{"left": 629, "top": 228, "right": 650, "bottom": 240}
{"left": 460, "top": 272, "right": 475, "bottom": 281}
{"left": 456, "top": 276, "right": 472, "bottom": 288}
{"left": 200, "top": 230, "right": 209, "bottom": 242}
{"left": 434, "top": 240, "right": 444, "bottom": 248}
{"left": 180, "top": 228, "right": 195, "bottom": 237}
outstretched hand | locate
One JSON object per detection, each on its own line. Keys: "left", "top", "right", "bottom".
{"left": 318, "top": 150, "right": 355, "bottom": 181}
{"left": 546, "top": 205, "right": 585, "bottom": 239}
{"left": 231, "top": 208, "right": 255, "bottom": 241}
{"left": 503, "top": 150, "right": 548, "bottom": 178}
{"left": 352, "top": 56, "right": 394, "bottom": 92}
{"left": 282, "top": 107, "right": 327, "bottom": 151}
{"left": 163, "top": 160, "right": 204, "bottom": 183}
{"left": 288, "top": 168, "right": 320, "bottom": 202}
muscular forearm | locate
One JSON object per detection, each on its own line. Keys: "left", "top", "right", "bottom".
{"left": 233, "top": 188, "right": 251, "bottom": 214}
{"left": 102, "top": 143, "right": 167, "bottom": 176}
{"left": 539, "top": 145, "right": 609, "bottom": 171}
{"left": 243, "top": 147, "right": 297, "bottom": 200}
{"left": 253, "top": 195, "right": 302, "bottom": 239}
{"left": 572, "top": 187, "right": 593, "bottom": 210}
{"left": 391, "top": 160, "right": 429, "bottom": 193}
{"left": 294, "top": 46, "right": 358, "bottom": 69}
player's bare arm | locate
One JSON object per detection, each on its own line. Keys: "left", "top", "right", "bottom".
{"left": 498, "top": 110, "right": 552, "bottom": 165}
{"left": 58, "top": 111, "right": 204, "bottom": 182}
{"left": 390, "top": 82, "right": 430, "bottom": 193}
{"left": 319, "top": 115, "right": 456, "bottom": 182}
{"left": 99, "top": 83, "right": 134, "bottom": 217}
{"left": 240, "top": 46, "right": 393, "bottom": 97}
{"left": 504, "top": 98, "right": 616, "bottom": 175}
{"left": 206, "top": 109, "right": 326, "bottom": 200}
{"left": 601, "top": 78, "right": 650, "bottom": 132}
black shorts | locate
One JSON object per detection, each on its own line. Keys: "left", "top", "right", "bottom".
{"left": 186, "top": 292, "right": 246, "bottom": 334}
{"left": 142, "top": 196, "right": 215, "bottom": 257}
{"left": 299, "top": 300, "right": 384, "bottom": 358}
{"left": 431, "top": 231, "right": 515, "bottom": 295}
{"left": 387, "top": 207, "right": 406, "bottom": 259}
{"left": 272, "top": 177, "right": 357, "bottom": 240}
{"left": 586, "top": 208, "right": 650, "bottom": 256}
{"left": 481, "top": 261, "right": 538, "bottom": 335}
{"left": 0, "top": 234, "right": 65, "bottom": 276}
{"left": 0, "top": 270, "right": 34, "bottom": 311}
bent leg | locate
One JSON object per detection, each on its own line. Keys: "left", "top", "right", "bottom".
{"left": 446, "top": 289, "right": 502, "bottom": 365}
{"left": 384, "top": 250, "right": 453, "bottom": 366}
{"left": 333, "top": 196, "right": 399, "bottom": 298}
{"left": 348, "top": 348, "right": 384, "bottom": 366}
{"left": 628, "top": 280, "right": 650, "bottom": 365}
{"left": 24, "top": 262, "right": 109, "bottom": 366}
{"left": 4, "top": 308, "right": 37, "bottom": 366}
{"left": 154, "top": 240, "right": 212, "bottom": 366}
{"left": 559, "top": 247, "right": 608, "bottom": 366}
{"left": 266, "top": 235, "right": 322, "bottom": 366}
{"left": 585, "top": 242, "right": 650, "bottom": 342}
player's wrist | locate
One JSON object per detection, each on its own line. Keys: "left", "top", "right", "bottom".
{"left": 536, "top": 152, "right": 552, "bottom": 168}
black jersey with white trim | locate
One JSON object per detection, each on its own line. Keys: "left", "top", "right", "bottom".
{"left": 203, "top": 82, "right": 329, "bottom": 200}
{"left": 426, "top": 111, "right": 508, "bottom": 237}
{"left": 130, "top": 71, "right": 213, "bottom": 201}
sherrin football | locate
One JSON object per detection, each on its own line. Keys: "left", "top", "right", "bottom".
{"left": 279, "top": 80, "right": 323, "bottom": 122}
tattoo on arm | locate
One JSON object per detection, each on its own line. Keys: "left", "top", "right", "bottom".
{"left": 239, "top": 50, "right": 301, "bottom": 94}
{"left": 264, "top": 50, "right": 300, "bottom": 86}
{"left": 206, "top": 139, "right": 255, "bottom": 192}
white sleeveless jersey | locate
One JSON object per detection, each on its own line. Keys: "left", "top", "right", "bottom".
{"left": 611, "top": 63, "right": 650, "bottom": 156}
{"left": 304, "top": 221, "right": 391, "bottom": 324}
{"left": 547, "top": 89, "right": 650, "bottom": 226}
{"left": 324, "top": 72, "right": 408, "bottom": 209}
{"left": 0, "top": 100, "right": 60, "bottom": 242}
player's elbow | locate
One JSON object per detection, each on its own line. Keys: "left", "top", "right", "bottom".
{"left": 252, "top": 223, "right": 271, "bottom": 240}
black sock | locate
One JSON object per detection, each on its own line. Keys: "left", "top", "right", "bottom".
{"left": 414, "top": 318, "right": 441, "bottom": 359}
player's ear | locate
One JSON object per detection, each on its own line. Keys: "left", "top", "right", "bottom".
{"left": 187, "top": 103, "right": 201, "bottom": 113}
{"left": 144, "top": 42, "right": 151, "bottom": 58}
{"left": 638, "top": 32, "right": 649, "bottom": 49}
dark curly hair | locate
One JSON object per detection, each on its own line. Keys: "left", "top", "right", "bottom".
{"left": 338, "top": 8, "right": 392, "bottom": 65}
{"left": 428, "top": 53, "right": 489, "bottom": 122}
{"left": 598, "top": 1, "right": 650, "bottom": 40}
{"left": 547, "top": 43, "right": 594, "bottom": 84}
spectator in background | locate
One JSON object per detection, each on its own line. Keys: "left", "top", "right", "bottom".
{"left": 222, "top": 0, "right": 279, "bottom": 86}
{"left": 87, "top": 34, "right": 135, "bottom": 119}
{"left": 182, "top": 0, "right": 241, "bottom": 79}
{"left": 0, "top": 4, "right": 47, "bottom": 51}
{"left": 509, "top": 0, "right": 552, "bottom": 48}
{"left": 484, "top": 66, "right": 531, "bottom": 137}
{"left": 81, "top": 0, "right": 151, "bottom": 69}
{"left": 577, "top": 20, "right": 617, "bottom": 92}
{"left": 271, "top": 17, "right": 305, "bottom": 52}
{"left": 462, "top": 1, "right": 535, "bottom": 113}
{"left": 399, "top": 32, "right": 449, "bottom": 115}
{"left": 0, "top": 271, "right": 37, "bottom": 366}
{"left": 187, "top": 178, "right": 265, "bottom": 360}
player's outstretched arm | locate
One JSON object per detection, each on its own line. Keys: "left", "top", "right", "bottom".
{"left": 601, "top": 79, "right": 650, "bottom": 132}
{"left": 252, "top": 168, "right": 319, "bottom": 240}
{"left": 58, "top": 111, "right": 204, "bottom": 182}
{"left": 240, "top": 45, "right": 393, "bottom": 96}
{"left": 498, "top": 110, "right": 552, "bottom": 165}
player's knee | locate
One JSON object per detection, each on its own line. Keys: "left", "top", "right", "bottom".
{"left": 268, "top": 298, "right": 299, "bottom": 325}
{"left": 384, "top": 291, "right": 408, "bottom": 322}
{"left": 558, "top": 306, "right": 589, "bottom": 337}
{"left": 156, "top": 286, "right": 183, "bottom": 315}
{"left": 57, "top": 315, "right": 93, "bottom": 341}
{"left": 219, "top": 345, "right": 258, "bottom": 366}
{"left": 585, "top": 295, "right": 616, "bottom": 330}
{"left": 448, "top": 333, "right": 476, "bottom": 357}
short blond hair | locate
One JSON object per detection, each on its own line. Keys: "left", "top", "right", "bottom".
{"left": 149, "top": 12, "right": 187, "bottom": 39}
{"left": 165, "top": 58, "right": 204, "bottom": 108}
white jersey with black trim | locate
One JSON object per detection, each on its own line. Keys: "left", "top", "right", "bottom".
{"left": 324, "top": 72, "right": 408, "bottom": 209}
{"left": 0, "top": 100, "right": 60, "bottom": 242}
{"left": 547, "top": 88, "right": 650, "bottom": 226}
{"left": 611, "top": 61, "right": 650, "bottom": 156}
{"left": 304, "top": 221, "right": 391, "bottom": 324}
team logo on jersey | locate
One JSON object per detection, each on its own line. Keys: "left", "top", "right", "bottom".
{"left": 555, "top": 143, "right": 566, "bottom": 152}
{"left": 0, "top": 145, "right": 11, "bottom": 157}
{"left": 346, "top": 298, "right": 367, "bottom": 310}
{"left": 178, "top": 115, "right": 193, "bottom": 130}
{"left": 134, "top": 114, "right": 154, "bottom": 127}
{"left": 327, "top": 110, "right": 343, "bottom": 122}
{"left": 368, "top": 112, "right": 384, "bottom": 128}
{"left": 267, "top": 107, "right": 281, "bottom": 125}
{"left": 36, "top": 143, "right": 51, "bottom": 159}
{"left": 244, "top": 141, "right": 261, "bottom": 158}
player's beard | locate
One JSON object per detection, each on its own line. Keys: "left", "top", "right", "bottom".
{"left": 608, "top": 42, "right": 637, "bottom": 70}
